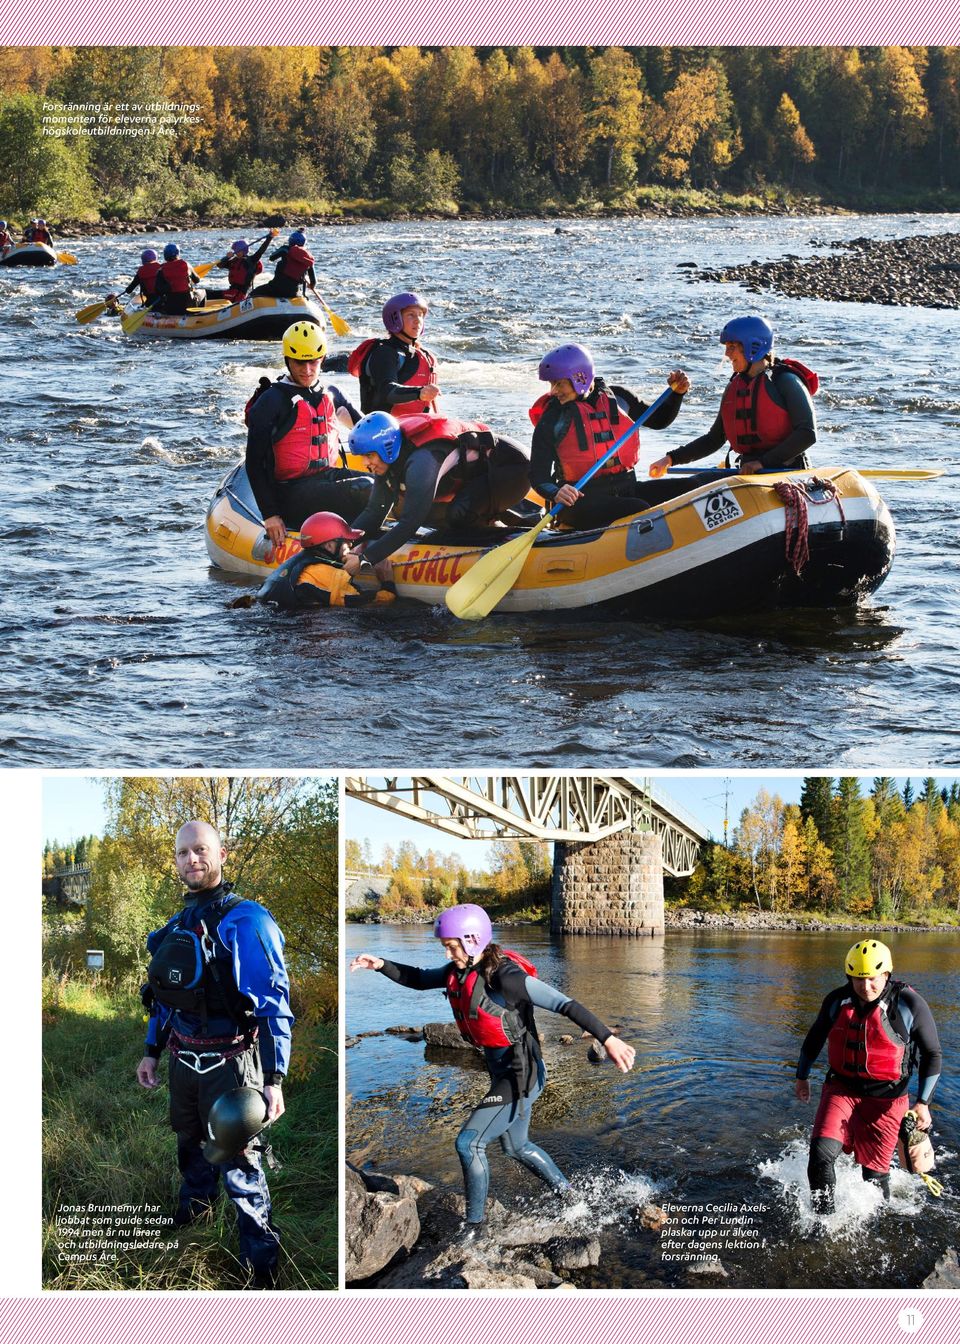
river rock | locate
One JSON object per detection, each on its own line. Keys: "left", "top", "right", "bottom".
{"left": 923, "top": 1247, "right": 960, "bottom": 1289}
{"left": 385, "top": 1025, "right": 422, "bottom": 1038}
{"left": 686, "top": 1257, "right": 729, "bottom": 1279}
{"left": 423, "top": 1021, "right": 477, "bottom": 1050}
{"left": 550, "top": 1237, "right": 601, "bottom": 1269}
{"left": 344, "top": 1163, "right": 424, "bottom": 1282}
{"left": 638, "top": 1202, "right": 669, "bottom": 1231}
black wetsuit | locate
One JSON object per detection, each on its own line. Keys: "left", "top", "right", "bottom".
{"left": 672, "top": 365, "right": 816, "bottom": 471}
{"left": 530, "top": 379, "right": 685, "bottom": 529}
{"left": 245, "top": 378, "right": 372, "bottom": 529}
{"left": 352, "top": 431, "right": 529, "bottom": 566}
{"left": 356, "top": 335, "right": 437, "bottom": 415}
{"left": 377, "top": 957, "right": 614, "bottom": 1223}
{"left": 259, "top": 246, "right": 317, "bottom": 298}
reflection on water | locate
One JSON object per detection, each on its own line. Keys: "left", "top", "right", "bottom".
{"left": 2, "top": 215, "right": 960, "bottom": 764}
{"left": 347, "top": 924, "right": 959, "bottom": 1288}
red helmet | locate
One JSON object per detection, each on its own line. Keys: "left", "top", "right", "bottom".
{"left": 300, "top": 512, "right": 363, "bottom": 547}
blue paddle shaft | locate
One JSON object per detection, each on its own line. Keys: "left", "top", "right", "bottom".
{"left": 549, "top": 386, "right": 676, "bottom": 517}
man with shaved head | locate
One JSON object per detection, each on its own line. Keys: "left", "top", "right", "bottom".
{"left": 136, "top": 819, "right": 292, "bottom": 1288}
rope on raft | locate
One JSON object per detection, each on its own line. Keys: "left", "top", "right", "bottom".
{"left": 774, "top": 477, "right": 845, "bottom": 576}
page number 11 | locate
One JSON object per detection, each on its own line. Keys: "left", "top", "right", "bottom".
{"left": 898, "top": 1309, "right": 923, "bottom": 1334}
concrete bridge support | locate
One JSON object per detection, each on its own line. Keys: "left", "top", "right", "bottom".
{"left": 551, "top": 831, "right": 664, "bottom": 937}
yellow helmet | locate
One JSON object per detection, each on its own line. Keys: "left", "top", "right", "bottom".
{"left": 282, "top": 320, "right": 327, "bottom": 361}
{"left": 845, "top": 939, "right": 893, "bottom": 977}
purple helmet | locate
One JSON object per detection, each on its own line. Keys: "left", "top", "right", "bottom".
{"left": 538, "top": 343, "right": 594, "bottom": 396}
{"left": 434, "top": 903, "right": 493, "bottom": 957}
{"left": 382, "top": 291, "right": 428, "bottom": 335}
{"left": 231, "top": 238, "right": 249, "bottom": 255}
{"left": 720, "top": 316, "right": 774, "bottom": 363}
{"left": 141, "top": 248, "right": 158, "bottom": 263}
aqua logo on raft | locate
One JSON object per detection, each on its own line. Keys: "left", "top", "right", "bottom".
{"left": 694, "top": 489, "right": 744, "bottom": 532}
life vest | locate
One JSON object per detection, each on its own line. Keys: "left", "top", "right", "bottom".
{"left": 446, "top": 949, "right": 538, "bottom": 1049}
{"left": 398, "top": 414, "right": 494, "bottom": 502}
{"left": 135, "top": 260, "right": 161, "bottom": 297}
{"left": 720, "top": 360, "right": 818, "bottom": 458}
{"left": 348, "top": 337, "right": 439, "bottom": 417}
{"left": 158, "top": 257, "right": 191, "bottom": 294}
{"left": 244, "top": 377, "right": 274, "bottom": 425}
{"left": 281, "top": 244, "right": 314, "bottom": 283}
{"left": 226, "top": 255, "right": 261, "bottom": 297}
{"left": 146, "top": 892, "right": 251, "bottom": 1020}
{"left": 826, "top": 986, "right": 910, "bottom": 1085}
{"left": 258, "top": 548, "right": 391, "bottom": 608}
{"left": 0, "top": 231, "right": 12, "bottom": 249}
{"left": 273, "top": 390, "right": 341, "bottom": 480}
{"left": 532, "top": 390, "right": 636, "bottom": 483}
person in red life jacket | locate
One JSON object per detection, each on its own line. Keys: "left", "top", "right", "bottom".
{"left": 205, "top": 231, "right": 276, "bottom": 303}
{"left": 253, "top": 511, "right": 395, "bottom": 610}
{"left": 341, "top": 410, "right": 530, "bottom": 577}
{"left": 24, "top": 218, "right": 54, "bottom": 245}
{"left": 0, "top": 221, "right": 14, "bottom": 251}
{"left": 348, "top": 292, "right": 441, "bottom": 417}
{"left": 650, "top": 315, "right": 817, "bottom": 480}
{"left": 530, "top": 343, "right": 690, "bottom": 529}
{"left": 794, "top": 939, "right": 942, "bottom": 1214}
{"left": 110, "top": 248, "right": 162, "bottom": 307}
{"left": 259, "top": 230, "right": 317, "bottom": 299}
{"left": 152, "top": 242, "right": 204, "bottom": 316}
{"left": 245, "top": 320, "right": 372, "bottom": 551}
{"left": 351, "top": 904, "right": 635, "bottom": 1229}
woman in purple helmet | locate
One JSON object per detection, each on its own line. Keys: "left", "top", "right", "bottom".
{"left": 529, "top": 343, "right": 690, "bottom": 529}
{"left": 204, "top": 230, "right": 277, "bottom": 303}
{"left": 350, "top": 903, "right": 635, "bottom": 1231}
{"left": 649, "top": 315, "right": 817, "bottom": 480}
{"left": 347, "top": 292, "right": 441, "bottom": 418}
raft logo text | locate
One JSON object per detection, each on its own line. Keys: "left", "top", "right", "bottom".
{"left": 695, "top": 489, "right": 744, "bottom": 531}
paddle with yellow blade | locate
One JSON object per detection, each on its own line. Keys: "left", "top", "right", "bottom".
{"left": 665, "top": 466, "right": 943, "bottom": 482}
{"left": 309, "top": 287, "right": 351, "bottom": 337}
{"left": 445, "top": 387, "right": 675, "bottom": 621}
{"left": 57, "top": 251, "right": 78, "bottom": 265}
{"left": 76, "top": 298, "right": 113, "bottom": 324}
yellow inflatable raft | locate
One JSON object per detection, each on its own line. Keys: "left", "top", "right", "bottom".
{"left": 206, "top": 463, "right": 894, "bottom": 617}
{"left": 129, "top": 292, "right": 324, "bottom": 340}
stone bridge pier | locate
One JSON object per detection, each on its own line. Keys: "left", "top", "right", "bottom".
{"left": 551, "top": 831, "right": 664, "bottom": 937}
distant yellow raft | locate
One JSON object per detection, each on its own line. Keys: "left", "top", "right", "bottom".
{"left": 205, "top": 463, "right": 895, "bottom": 617}
{"left": 130, "top": 292, "right": 324, "bottom": 340}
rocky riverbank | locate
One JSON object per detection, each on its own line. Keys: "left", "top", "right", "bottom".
{"left": 345, "top": 1163, "right": 672, "bottom": 1288}
{"left": 688, "top": 231, "right": 960, "bottom": 308}
{"left": 665, "top": 906, "right": 958, "bottom": 934}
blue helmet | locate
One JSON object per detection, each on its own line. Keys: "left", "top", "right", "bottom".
{"left": 289, "top": 230, "right": 306, "bottom": 247}
{"left": 0, "top": 221, "right": 7, "bottom": 231}
{"left": 349, "top": 411, "right": 403, "bottom": 464}
{"left": 163, "top": 242, "right": 180, "bottom": 261}
{"left": 231, "top": 238, "right": 249, "bottom": 255}
{"left": 720, "top": 316, "right": 774, "bottom": 363}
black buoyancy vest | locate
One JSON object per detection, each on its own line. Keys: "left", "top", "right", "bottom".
{"left": 147, "top": 892, "right": 251, "bottom": 1020}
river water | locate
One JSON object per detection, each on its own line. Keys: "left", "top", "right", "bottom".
{"left": 346, "top": 923, "right": 959, "bottom": 1289}
{"left": 2, "top": 214, "right": 959, "bottom": 767}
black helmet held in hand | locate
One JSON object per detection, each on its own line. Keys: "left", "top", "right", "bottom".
{"left": 202, "top": 1087, "right": 269, "bottom": 1165}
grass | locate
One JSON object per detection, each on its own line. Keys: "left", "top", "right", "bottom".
{"left": 42, "top": 976, "right": 337, "bottom": 1291}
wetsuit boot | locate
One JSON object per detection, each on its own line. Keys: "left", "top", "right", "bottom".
{"left": 862, "top": 1166, "right": 892, "bottom": 1199}
{"left": 807, "top": 1136, "right": 842, "bottom": 1213}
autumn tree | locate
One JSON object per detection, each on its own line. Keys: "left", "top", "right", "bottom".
{"left": 772, "top": 93, "right": 816, "bottom": 183}
{"left": 586, "top": 47, "right": 647, "bottom": 187}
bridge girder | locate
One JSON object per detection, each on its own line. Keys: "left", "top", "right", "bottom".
{"left": 345, "top": 775, "right": 707, "bottom": 877}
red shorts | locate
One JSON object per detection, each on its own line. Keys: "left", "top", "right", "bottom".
{"left": 812, "top": 1081, "right": 909, "bottom": 1172}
